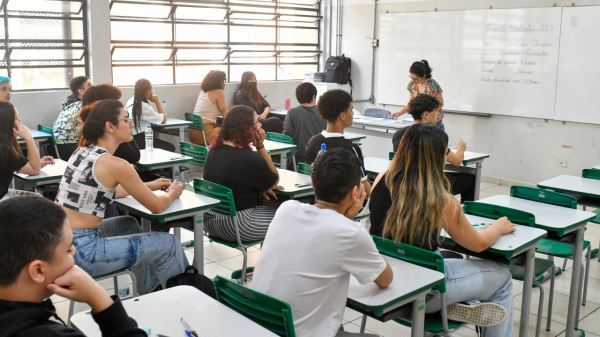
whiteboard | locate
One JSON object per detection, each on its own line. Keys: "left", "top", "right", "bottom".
{"left": 377, "top": 8, "right": 562, "bottom": 119}
{"left": 555, "top": 7, "right": 600, "bottom": 124}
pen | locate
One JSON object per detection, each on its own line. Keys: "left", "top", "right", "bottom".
{"left": 294, "top": 183, "right": 312, "bottom": 188}
{"left": 170, "top": 156, "right": 186, "bottom": 160}
{"left": 181, "top": 317, "right": 198, "bottom": 337}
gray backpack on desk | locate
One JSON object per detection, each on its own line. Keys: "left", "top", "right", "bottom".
{"left": 324, "top": 55, "right": 352, "bottom": 86}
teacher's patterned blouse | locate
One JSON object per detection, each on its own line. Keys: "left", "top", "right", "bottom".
{"left": 407, "top": 78, "right": 444, "bottom": 121}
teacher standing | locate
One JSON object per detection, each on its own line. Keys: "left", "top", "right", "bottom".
{"left": 390, "top": 60, "right": 445, "bottom": 130}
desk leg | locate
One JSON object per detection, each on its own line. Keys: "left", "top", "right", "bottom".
{"left": 192, "top": 213, "right": 204, "bottom": 274}
{"left": 565, "top": 228, "right": 585, "bottom": 337}
{"left": 173, "top": 165, "right": 181, "bottom": 181}
{"left": 141, "top": 218, "right": 151, "bottom": 233}
{"left": 280, "top": 151, "right": 287, "bottom": 170}
{"left": 473, "top": 160, "right": 483, "bottom": 201}
{"left": 178, "top": 127, "right": 184, "bottom": 150}
{"left": 519, "top": 247, "right": 535, "bottom": 337}
{"left": 411, "top": 294, "right": 426, "bottom": 337}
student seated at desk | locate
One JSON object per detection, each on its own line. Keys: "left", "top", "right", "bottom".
{"left": 391, "top": 95, "right": 475, "bottom": 203}
{"left": 305, "top": 89, "right": 371, "bottom": 196}
{"left": 54, "top": 99, "right": 188, "bottom": 295}
{"left": 0, "top": 102, "right": 53, "bottom": 200}
{"left": 0, "top": 76, "right": 11, "bottom": 102}
{"left": 370, "top": 124, "right": 514, "bottom": 337}
{"left": 253, "top": 148, "right": 393, "bottom": 337}
{"left": 126, "top": 78, "right": 175, "bottom": 152}
{"left": 282, "top": 82, "right": 326, "bottom": 163}
{"left": 234, "top": 71, "right": 283, "bottom": 133}
{"left": 0, "top": 195, "right": 146, "bottom": 337}
{"left": 203, "top": 105, "right": 282, "bottom": 242}
{"left": 191, "top": 70, "right": 228, "bottom": 146}
{"left": 80, "top": 84, "right": 141, "bottom": 164}
{"left": 53, "top": 76, "right": 93, "bottom": 160}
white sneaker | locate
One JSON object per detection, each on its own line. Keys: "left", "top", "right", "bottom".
{"left": 446, "top": 302, "right": 507, "bottom": 327}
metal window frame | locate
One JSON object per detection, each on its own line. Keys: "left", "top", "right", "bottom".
{"left": 109, "top": 0, "right": 321, "bottom": 84}
{"left": 0, "top": 0, "right": 89, "bottom": 92}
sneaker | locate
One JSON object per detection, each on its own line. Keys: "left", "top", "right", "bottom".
{"left": 446, "top": 302, "right": 507, "bottom": 327}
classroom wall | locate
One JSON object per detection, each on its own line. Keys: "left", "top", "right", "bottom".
{"left": 333, "top": 0, "right": 600, "bottom": 184}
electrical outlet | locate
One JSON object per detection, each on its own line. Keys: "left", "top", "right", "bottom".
{"left": 557, "top": 159, "right": 567, "bottom": 168}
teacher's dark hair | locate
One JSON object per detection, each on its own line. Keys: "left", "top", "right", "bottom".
{"left": 312, "top": 148, "right": 362, "bottom": 203}
{"left": 408, "top": 94, "right": 441, "bottom": 121}
{"left": 410, "top": 60, "right": 432, "bottom": 79}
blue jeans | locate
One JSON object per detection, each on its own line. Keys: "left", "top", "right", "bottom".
{"left": 425, "top": 259, "right": 513, "bottom": 337}
{"left": 72, "top": 218, "right": 189, "bottom": 295}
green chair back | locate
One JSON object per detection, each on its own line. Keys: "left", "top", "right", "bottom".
{"left": 185, "top": 112, "right": 205, "bottom": 131}
{"left": 38, "top": 124, "right": 57, "bottom": 146}
{"left": 388, "top": 151, "right": 396, "bottom": 160}
{"left": 214, "top": 276, "right": 296, "bottom": 337}
{"left": 180, "top": 141, "right": 208, "bottom": 167}
{"left": 582, "top": 168, "right": 600, "bottom": 180}
{"left": 371, "top": 236, "right": 446, "bottom": 293}
{"left": 463, "top": 201, "right": 536, "bottom": 227}
{"left": 296, "top": 163, "right": 312, "bottom": 175}
{"left": 510, "top": 185, "right": 577, "bottom": 209}
{"left": 193, "top": 178, "right": 237, "bottom": 216}
{"left": 266, "top": 132, "right": 296, "bottom": 156}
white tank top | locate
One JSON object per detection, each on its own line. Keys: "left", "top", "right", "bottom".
{"left": 193, "top": 90, "right": 220, "bottom": 123}
{"left": 55, "top": 145, "right": 116, "bottom": 218}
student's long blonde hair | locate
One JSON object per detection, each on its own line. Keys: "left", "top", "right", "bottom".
{"left": 382, "top": 124, "right": 458, "bottom": 250}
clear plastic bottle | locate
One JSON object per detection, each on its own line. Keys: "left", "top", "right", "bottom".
{"left": 161, "top": 100, "right": 168, "bottom": 117}
{"left": 317, "top": 143, "right": 326, "bottom": 159}
{"left": 117, "top": 275, "right": 131, "bottom": 299}
{"left": 145, "top": 125, "right": 154, "bottom": 152}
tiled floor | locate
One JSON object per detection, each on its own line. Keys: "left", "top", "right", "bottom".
{"left": 54, "top": 181, "right": 600, "bottom": 337}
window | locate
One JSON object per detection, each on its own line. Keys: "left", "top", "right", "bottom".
{"left": 1, "top": 0, "right": 88, "bottom": 90}
{"left": 110, "top": 0, "right": 322, "bottom": 86}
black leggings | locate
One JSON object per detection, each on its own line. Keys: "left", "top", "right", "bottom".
{"left": 133, "top": 133, "right": 176, "bottom": 152}
{"left": 446, "top": 172, "right": 476, "bottom": 203}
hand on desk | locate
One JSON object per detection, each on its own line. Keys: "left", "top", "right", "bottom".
{"left": 147, "top": 178, "right": 172, "bottom": 191}
{"left": 491, "top": 216, "right": 516, "bottom": 234}
{"left": 167, "top": 180, "right": 184, "bottom": 199}
{"left": 262, "top": 184, "right": 284, "bottom": 201}
{"left": 40, "top": 156, "right": 55, "bottom": 168}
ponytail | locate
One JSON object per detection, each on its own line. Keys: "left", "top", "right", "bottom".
{"left": 132, "top": 79, "right": 152, "bottom": 134}
{"left": 78, "top": 100, "right": 124, "bottom": 148}
{"left": 409, "top": 60, "right": 432, "bottom": 79}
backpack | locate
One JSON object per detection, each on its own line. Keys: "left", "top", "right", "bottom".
{"left": 324, "top": 55, "right": 352, "bottom": 87}
{"left": 166, "top": 265, "right": 217, "bottom": 299}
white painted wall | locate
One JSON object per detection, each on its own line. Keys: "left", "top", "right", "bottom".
{"left": 333, "top": 0, "right": 600, "bottom": 184}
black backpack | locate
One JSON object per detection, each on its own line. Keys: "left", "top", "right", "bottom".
{"left": 166, "top": 266, "right": 217, "bottom": 299}
{"left": 324, "top": 55, "right": 352, "bottom": 86}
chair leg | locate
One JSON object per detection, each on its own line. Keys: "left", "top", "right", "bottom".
{"left": 240, "top": 248, "right": 248, "bottom": 284}
{"left": 67, "top": 299, "right": 75, "bottom": 327}
{"left": 546, "top": 264, "right": 555, "bottom": 331}
{"left": 359, "top": 314, "right": 367, "bottom": 333}
{"left": 128, "top": 271, "right": 138, "bottom": 297}
{"left": 534, "top": 279, "right": 544, "bottom": 337}
{"left": 576, "top": 263, "right": 584, "bottom": 327}
{"left": 292, "top": 156, "right": 297, "bottom": 172}
{"left": 562, "top": 257, "right": 568, "bottom": 271}
{"left": 440, "top": 293, "right": 449, "bottom": 333}
{"left": 202, "top": 130, "right": 207, "bottom": 148}
{"left": 583, "top": 245, "right": 591, "bottom": 306}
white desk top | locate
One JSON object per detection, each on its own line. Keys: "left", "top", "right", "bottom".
{"left": 155, "top": 118, "right": 193, "bottom": 127}
{"left": 347, "top": 256, "right": 444, "bottom": 311}
{"left": 275, "top": 168, "right": 313, "bottom": 196}
{"left": 538, "top": 175, "right": 600, "bottom": 199}
{"left": 14, "top": 159, "right": 67, "bottom": 183}
{"left": 344, "top": 131, "right": 366, "bottom": 141}
{"left": 253, "top": 139, "right": 297, "bottom": 153}
{"left": 114, "top": 190, "right": 219, "bottom": 219}
{"left": 352, "top": 115, "right": 412, "bottom": 130}
{"left": 136, "top": 149, "right": 192, "bottom": 167}
{"left": 71, "top": 286, "right": 278, "bottom": 337}
{"left": 461, "top": 150, "right": 490, "bottom": 164}
{"left": 17, "top": 130, "right": 52, "bottom": 141}
{"left": 364, "top": 157, "right": 391, "bottom": 175}
{"left": 477, "top": 195, "right": 595, "bottom": 233}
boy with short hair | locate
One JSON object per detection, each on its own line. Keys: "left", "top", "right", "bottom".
{"left": 253, "top": 148, "right": 393, "bottom": 337}
{"left": 391, "top": 94, "right": 475, "bottom": 202}
{"left": 0, "top": 195, "right": 146, "bottom": 337}
{"left": 282, "top": 82, "right": 326, "bottom": 163}
{"left": 304, "top": 89, "right": 371, "bottom": 196}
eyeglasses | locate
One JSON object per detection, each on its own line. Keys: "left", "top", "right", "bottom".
{"left": 119, "top": 117, "right": 134, "bottom": 125}
{"left": 409, "top": 75, "right": 421, "bottom": 82}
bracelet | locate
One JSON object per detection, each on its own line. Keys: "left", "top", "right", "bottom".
{"left": 256, "top": 145, "right": 265, "bottom": 150}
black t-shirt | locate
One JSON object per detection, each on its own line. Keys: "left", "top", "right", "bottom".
{"left": 203, "top": 145, "right": 278, "bottom": 211}
{"left": 234, "top": 89, "right": 270, "bottom": 113}
{"left": 304, "top": 132, "right": 367, "bottom": 180}
{"left": 369, "top": 174, "right": 438, "bottom": 252}
{"left": 0, "top": 154, "right": 28, "bottom": 199}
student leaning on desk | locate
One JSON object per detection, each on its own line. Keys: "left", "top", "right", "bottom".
{"left": 0, "top": 102, "right": 54, "bottom": 200}
{"left": 370, "top": 124, "right": 515, "bottom": 337}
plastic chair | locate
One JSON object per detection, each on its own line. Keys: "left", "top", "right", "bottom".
{"left": 193, "top": 178, "right": 263, "bottom": 284}
{"left": 296, "top": 163, "right": 312, "bottom": 175}
{"left": 185, "top": 113, "right": 208, "bottom": 146}
{"left": 463, "top": 201, "right": 552, "bottom": 337}
{"left": 389, "top": 151, "right": 396, "bottom": 160}
{"left": 364, "top": 108, "right": 391, "bottom": 119}
{"left": 37, "top": 124, "right": 59, "bottom": 158}
{"left": 266, "top": 132, "right": 297, "bottom": 172}
{"left": 213, "top": 276, "right": 296, "bottom": 337}
{"left": 370, "top": 236, "right": 466, "bottom": 335}
{"left": 67, "top": 269, "right": 137, "bottom": 326}
{"left": 179, "top": 141, "right": 208, "bottom": 184}
{"left": 582, "top": 169, "right": 600, "bottom": 225}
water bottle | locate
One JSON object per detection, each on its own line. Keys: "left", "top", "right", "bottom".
{"left": 117, "top": 275, "right": 131, "bottom": 299}
{"left": 161, "top": 100, "right": 168, "bottom": 117}
{"left": 317, "top": 143, "right": 326, "bottom": 159}
{"left": 145, "top": 125, "right": 154, "bottom": 152}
